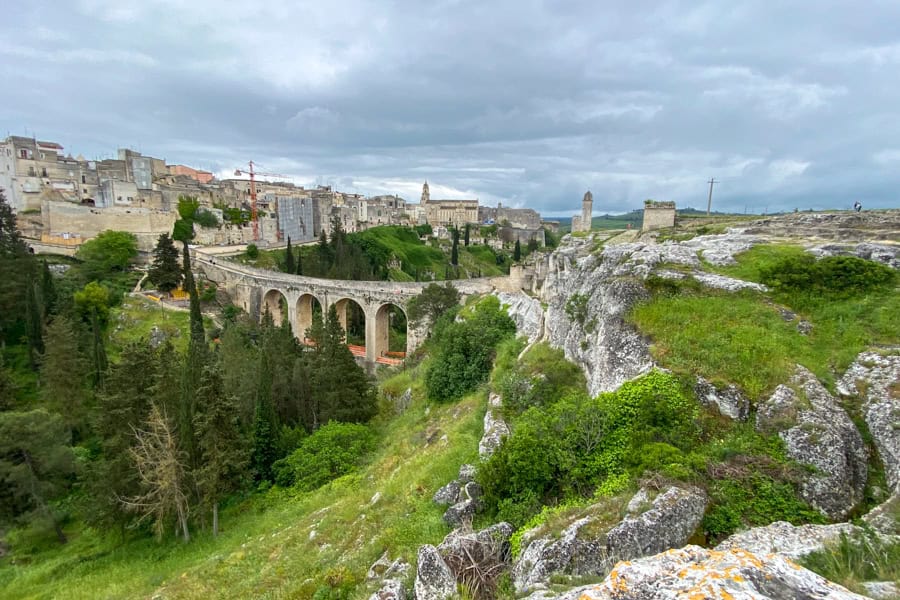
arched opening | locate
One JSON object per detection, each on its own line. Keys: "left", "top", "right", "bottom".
{"left": 333, "top": 298, "right": 367, "bottom": 357}
{"left": 296, "top": 293, "right": 323, "bottom": 344}
{"left": 262, "top": 289, "right": 288, "bottom": 327}
{"left": 374, "top": 303, "right": 408, "bottom": 364}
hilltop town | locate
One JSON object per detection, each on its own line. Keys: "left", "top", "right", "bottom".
{"left": 1, "top": 135, "right": 560, "bottom": 253}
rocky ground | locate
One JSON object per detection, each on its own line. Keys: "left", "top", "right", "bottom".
{"left": 387, "top": 211, "right": 900, "bottom": 600}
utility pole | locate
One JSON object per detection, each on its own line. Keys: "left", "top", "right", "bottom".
{"left": 706, "top": 178, "right": 717, "bottom": 216}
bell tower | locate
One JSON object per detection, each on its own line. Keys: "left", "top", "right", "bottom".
{"left": 580, "top": 191, "right": 593, "bottom": 231}
{"left": 421, "top": 181, "right": 430, "bottom": 204}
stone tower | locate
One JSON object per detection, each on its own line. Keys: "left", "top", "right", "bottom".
{"left": 581, "top": 191, "right": 593, "bottom": 231}
{"left": 421, "top": 181, "right": 430, "bottom": 204}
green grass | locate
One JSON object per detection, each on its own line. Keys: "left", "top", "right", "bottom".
{"left": 800, "top": 529, "right": 900, "bottom": 596}
{"left": 631, "top": 246, "right": 900, "bottom": 398}
{"left": 0, "top": 365, "right": 487, "bottom": 599}
{"left": 107, "top": 296, "right": 213, "bottom": 359}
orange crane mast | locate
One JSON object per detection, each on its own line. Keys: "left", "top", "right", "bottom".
{"left": 233, "top": 161, "right": 288, "bottom": 241}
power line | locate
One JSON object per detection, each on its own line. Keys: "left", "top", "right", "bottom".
{"left": 706, "top": 177, "right": 717, "bottom": 216}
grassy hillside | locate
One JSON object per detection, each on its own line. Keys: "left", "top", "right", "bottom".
{"left": 237, "top": 225, "right": 510, "bottom": 281}
{"left": 0, "top": 364, "right": 486, "bottom": 599}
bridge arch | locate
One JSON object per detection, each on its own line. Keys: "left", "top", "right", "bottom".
{"left": 295, "top": 293, "right": 323, "bottom": 342}
{"left": 332, "top": 297, "right": 367, "bottom": 352}
{"left": 262, "top": 288, "right": 289, "bottom": 326}
{"left": 373, "top": 303, "right": 408, "bottom": 362}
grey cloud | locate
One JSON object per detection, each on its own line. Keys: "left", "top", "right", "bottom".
{"left": 1, "top": 0, "right": 899, "bottom": 215}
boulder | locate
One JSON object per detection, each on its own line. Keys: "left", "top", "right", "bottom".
{"left": 715, "top": 520, "right": 861, "bottom": 559}
{"left": 496, "top": 291, "right": 545, "bottom": 343}
{"left": 837, "top": 349, "right": 900, "bottom": 492}
{"left": 756, "top": 365, "right": 868, "bottom": 519}
{"left": 414, "top": 545, "right": 457, "bottom": 600}
{"left": 432, "top": 481, "right": 461, "bottom": 506}
{"left": 862, "top": 494, "right": 900, "bottom": 535}
{"left": 479, "top": 405, "right": 510, "bottom": 460}
{"left": 513, "top": 517, "right": 604, "bottom": 594}
{"left": 367, "top": 550, "right": 394, "bottom": 581}
{"left": 443, "top": 499, "right": 477, "bottom": 527}
{"left": 605, "top": 486, "right": 706, "bottom": 562}
{"left": 438, "top": 522, "right": 514, "bottom": 573}
{"left": 863, "top": 581, "right": 900, "bottom": 600}
{"left": 526, "top": 546, "right": 868, "bottom": 600}
{"left": 694, "top": 376, "right": 750, "bottom": 421}
{"left": 368, "top": 579, "right": 405, "bottom": 600}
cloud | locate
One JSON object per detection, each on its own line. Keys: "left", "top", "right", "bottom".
{"left": 1, "top": 0, "right": 899, "bottom": 215}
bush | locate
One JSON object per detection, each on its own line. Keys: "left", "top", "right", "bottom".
{"left": 272, "top": 422, "right": 376, "bottom": 490}
{"left": 194, "top": 209, "right": 219, "bottom": 228}
{"left": 245, "top": 244, "right": 259, "bottom": 259}
{"left": 425, "top": 296, "right": 516, "bottom": 402}
{"left": 759, "top": 253, "right": 895, "bottom": 300}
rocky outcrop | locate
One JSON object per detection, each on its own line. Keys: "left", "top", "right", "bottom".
{"left": 756, "top": 365, "right": 868, "bottom": 519}
{"left": 863, "top": 495, "right": 900, "bottom": 535}
{"left": 810, "top": 242, "right": 900, "bottom": 269}
{"left": 368, "top": 553, "right": 411, "bottom": 600}
{"left": 606, "top": 486, "right": 706, "bottom": 562}
{"left": 513, "top": 486, "right": 706, "bottom": 593}
{"left": 433, "top": 464, "right": 483, "bottom": 527}
{"left": 513, "top": 516, "right": 603, "bottom": 594}
{"left": 526, "top": 546, "right": 868, "bottom": 600}
{"left": 838, "top": 348, "right": 900, "bottom": 492}
{"left": 694, "top": 376, "right": 750, "bottom": 421}
{"left": 479, "top": 393, "right": 509, "bottom": 459}
{"left": 437, "top": 522, "right": 514, "bottom": 562}
{"left": 715, "top": 520, "right": 861, "bottom": 559}
{"left": 496, "top": 291, "right": 544, "bottom": 343}
{"left": 414, "top": 545, "right": 456, "bottom": 600}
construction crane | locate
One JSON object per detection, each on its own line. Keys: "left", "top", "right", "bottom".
{"left": 233, "top": 161, "right": 288, "bottom": 241}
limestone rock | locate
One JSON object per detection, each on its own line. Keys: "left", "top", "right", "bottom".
{"left": 442, "top": 499, "right": 477, "bottom": 528}
{"left": 368, "top": 550, "right": 393, "bottom": 581}
{"left": 513, "top": 517, "right": 603, "bottom": 594}
{"left": 414, "top": 545, "right": 457, "bottom": 600}
{"left": 463, "top": 481, "right": 482, "bottom": 501}
{"left": 383, "top": 558, "right": 411, "bottom": 581}
{"left": 606, "top": 486, "right": 706, "bottom": 562}
{"left": 432, "top": 481, "right": 461, "bottom": 506}
{"left": 479, "top": 406, "right": 510, "bottom": 459}
{"left": 863, "top": 494, "right": 900, "bottom": 535}
{"left": 756, "top": 365, "right": 868, "bottom": 519}
{"left": 863, "top": 581, "right": 900, "bottom": 600}
{"left": 527, "top": 546, "right": 868, "bottom": 600}
{"left": 457, "top": 464, "right": 476, "bottom": 483}
{"left": 496, "top": 291, "right": 545, "bottom": 343}
{"left": 838, "top": 348, "right": 900, "bottom": 492}
{"left": 716, "top": 521, "right": 861, "bottom": 559}
{"left": 694, "top": 376, "right": 750, "bottom": 421}
{"left": 369, "top": 579, "right": 405, "bottom": 600}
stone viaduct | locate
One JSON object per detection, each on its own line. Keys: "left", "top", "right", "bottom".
{"left": 193, "top": 250, "right": 504, "bottom": 364}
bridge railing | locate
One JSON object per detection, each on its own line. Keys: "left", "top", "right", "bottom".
{"left": 193, "top": 248, "right": 500, "bottom": 295}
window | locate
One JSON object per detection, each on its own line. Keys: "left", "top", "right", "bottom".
{"left": 81, "top": 175, "right": 86, "bottom": 183}
{"left": 20, "top": 149, "right": 27, "bottom": 159}
{"left": 41, "top": 168, "right": 48, "bottom": 177}
{"left": 40, "top": 152, "right": 46, "bottom": 159}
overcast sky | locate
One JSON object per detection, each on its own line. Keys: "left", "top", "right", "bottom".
{"left": 2, "top": 1, "right": 899, "bottom": 216}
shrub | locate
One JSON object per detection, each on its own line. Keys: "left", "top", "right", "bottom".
{"left": 194, "top": 209, "right": 219, "bottom": 228}
{"left": 272, "top": 422, "right": 375, "bottom": 490}
{"left": 425, "top": 296, "right": 516, "bottom": 402}
{"left": 759, "top": 253, "right": 896, "bottom": 300}
{"left": 245, "top": 244, "right": 259, "bottom": 259}
{"left": 564, "top": 293, "right": 589, "bottom": 325}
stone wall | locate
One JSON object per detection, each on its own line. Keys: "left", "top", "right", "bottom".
{"left": 642, "top": 201, "right": 676, "bottom": 231}
{"left": 42, "top": 200, "right": 176, "bottom": 251}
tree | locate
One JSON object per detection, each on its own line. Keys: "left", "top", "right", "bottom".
{"left": 0, "top": 409, "right": 74, "bottom": 544}
{"left": 40, "top": 316, "right": 90, "bottom": 439}
{"left": 74, "top": 281, "right": 110, "bottom": 387}
{"left": 296, "top": 247, "right": 303, "bottom": 275}
{"left": 86, "top": 342, "right": 158, "bottom": 537}
{"left": 284, "top": 237, "right": 295, "bottom": 274}
{"left": 194, "top": 365, "right": 249, "bottom": 536}
{"left": 464, "top": 224, "right": 470, "bottom": 246}
{"left": 180, "top": 241, "right": 207, "bottom": 469}
{"left": 122, "top": 404, "right": 191, "bottom": 541}
{"left": 0, "top": 357, "right": 15, "bottom": 411}
{"left": 148, "top": 233, "right": 182, "bottom": 295}
{"left": 451, "top": 228, "right": 459, "bottom": 266}
{"left": 0, "top": 190, "right": 33, "bottom": 349}
{"left": 0, "top": 189, "right": 27, "bottom": 257}
{"left": 76, "top": 230, "right": 138, "bottom": 280}
{"left": 407, "top": 282, "right": 461, "bottom": 328}
{"left": 513, "top": 239, "right": 522, "bottom": 261}
{"left": 308, "top": 306, "right": 376, "bottom": 427}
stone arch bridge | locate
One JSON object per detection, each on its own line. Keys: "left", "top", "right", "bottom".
{"left": 193, "top": 250, "right": 501, "bottom": 364}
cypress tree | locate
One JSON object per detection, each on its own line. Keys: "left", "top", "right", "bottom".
{"left": 40, "top": 260, "right": 56, "bottom": 319}
{"left": 148, "top": 233, "right": 182, "bottom": 295}
{"left": 180, "top": 241, "right": 207, "bottom": 470}
{"left": 296, "top": 248, "right": 303, "bottom": 275}
{"left": 464, "top": 224, "right": 470, "bottom": 246}
{"left": 284, "top": 237, "right": 295, "bottom": 274}
{"left": 194, "top": 364, "right": 249, "bottom": 536}
{"left": 40, "top": 316, "right": 89, "bottom": 438}
{"left": 513, "top": 239, "right": 522, "bottom": 261}
{"left": 0, "top": 357, "right": 15, "bottom": 411}
{"left": 451, "top": 228, "right": 459, "bottom": 266}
